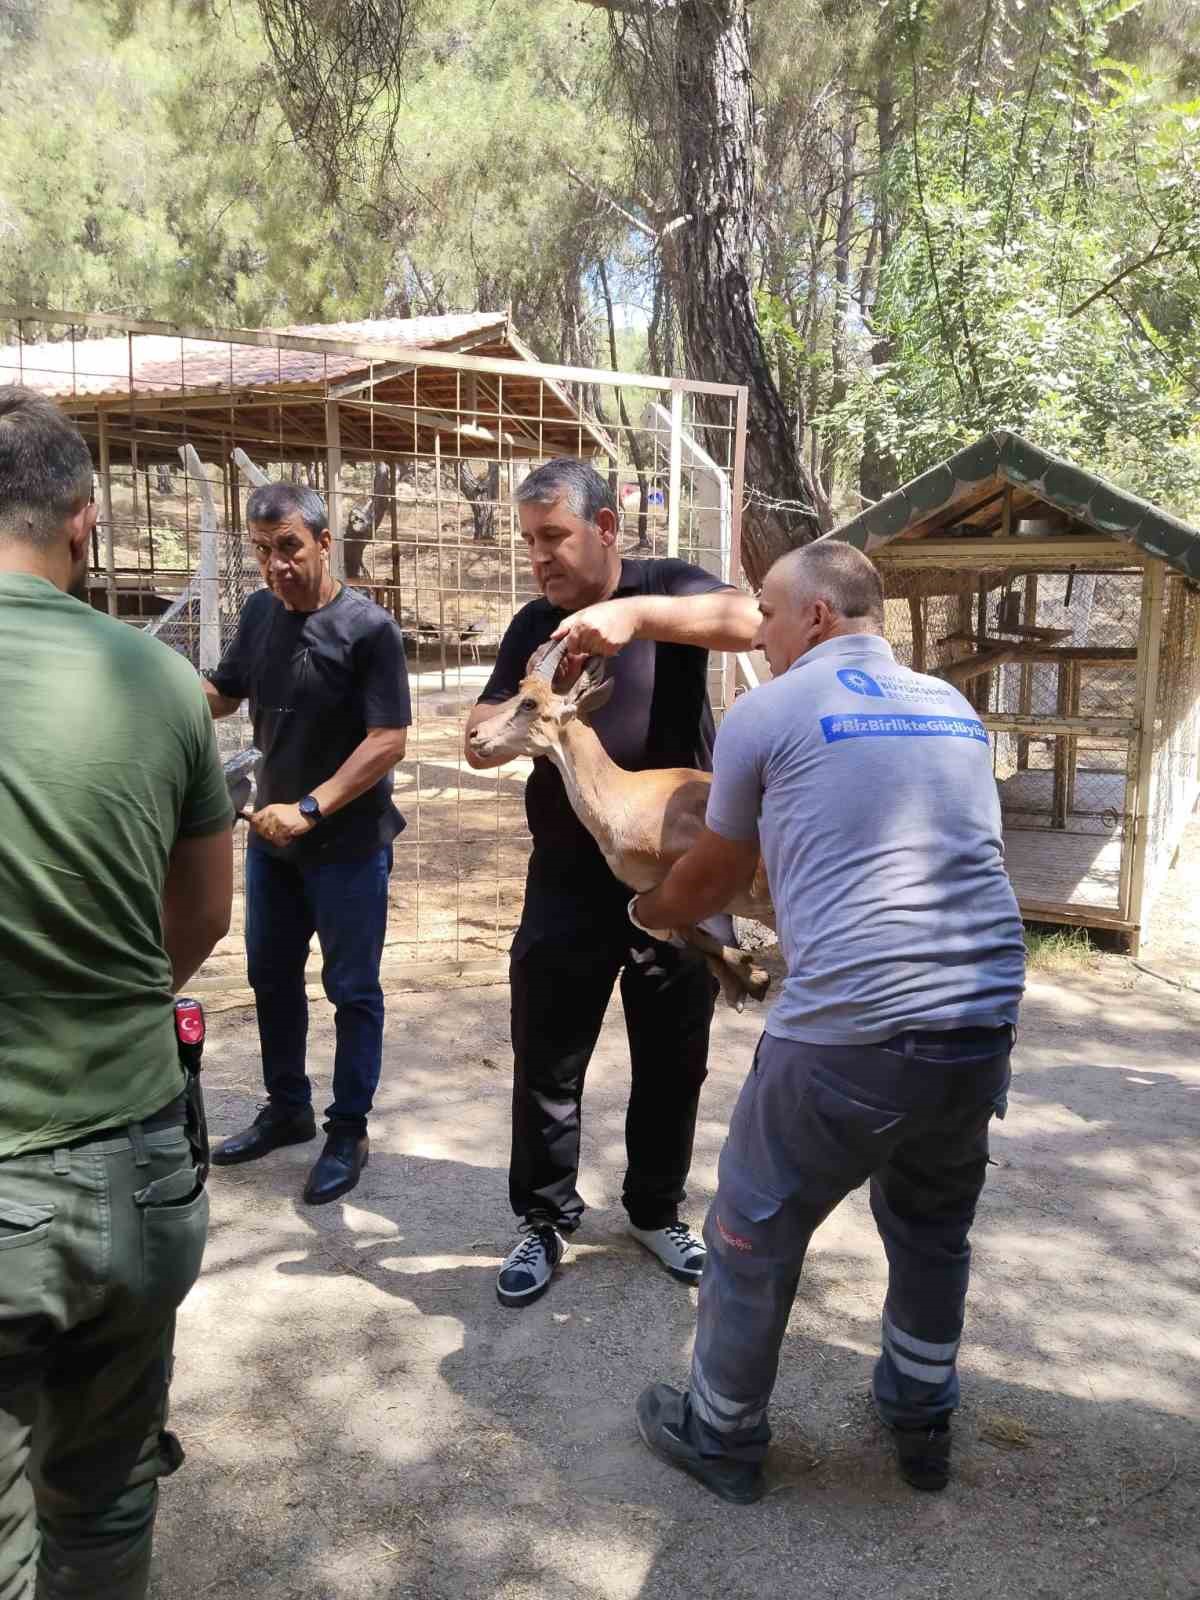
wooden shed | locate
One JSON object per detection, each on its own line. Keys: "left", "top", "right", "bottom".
{"left": 830, "top": 430, "right": 1200, "bottom": 950}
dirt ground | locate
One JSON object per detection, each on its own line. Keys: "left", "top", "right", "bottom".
{"left": 151, "top": 880, "right": 1200, "bottom": 1599}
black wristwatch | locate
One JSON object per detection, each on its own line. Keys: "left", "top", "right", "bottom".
{"left": 297, "top": 795, "right": 323, "bottom": 826}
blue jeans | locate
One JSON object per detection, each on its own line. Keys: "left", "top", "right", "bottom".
{"left": 244, "top": 846, "right": 392, "bottom": 1133}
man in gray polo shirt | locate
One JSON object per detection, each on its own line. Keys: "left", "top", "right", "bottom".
{"left": 629, "top": 539, "right": 1024, "bottom": 1504}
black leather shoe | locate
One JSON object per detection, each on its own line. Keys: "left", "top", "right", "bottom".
{"left": 211, "top": 1105, "right": 317, "bottom": 1166}
{"left": 302, "top": 1129, "right": 369, "bottom": 1205}
{"left": 635, "top": 1383, "right": 765, "bottom": 1504}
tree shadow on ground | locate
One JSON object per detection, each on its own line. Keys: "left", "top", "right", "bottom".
{"left": 150, "top": 970, "right": 1200, "bottom": 1600}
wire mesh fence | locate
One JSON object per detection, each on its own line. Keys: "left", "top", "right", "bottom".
{"left": 0, "top": 308, "right": 746, "bottom": 977}
{"left": 877, "top": 559, "right": 1145, "bottom": 917}
{"left": 1146, "top": 573, "right": 1200, "bottom": 905}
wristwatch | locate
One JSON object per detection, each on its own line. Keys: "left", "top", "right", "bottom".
{"left": 297, "top": 795, "right": 323, "bottom": 825}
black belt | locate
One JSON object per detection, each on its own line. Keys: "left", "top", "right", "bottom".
{"left": 61, "top": 1092, "right": 188, "bottom": 1152}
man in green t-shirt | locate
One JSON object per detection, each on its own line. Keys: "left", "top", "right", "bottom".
{"left": 0, "top": 386, "right": 233, "bottom": 1600}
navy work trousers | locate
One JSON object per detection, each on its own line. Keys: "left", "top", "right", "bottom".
{"left": 688, "top": 1026, "right": 1012, "bottom": 1462}
{"left": 245, "top": 845, "right": 392, "bottom": 1134}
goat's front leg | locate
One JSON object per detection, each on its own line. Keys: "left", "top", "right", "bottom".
{"left": 678, "top": 924, "right": 770, "bottom": 1011}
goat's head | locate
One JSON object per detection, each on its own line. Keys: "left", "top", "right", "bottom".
{"left": 469, "top": 635, "right": 614, "bottom": 762}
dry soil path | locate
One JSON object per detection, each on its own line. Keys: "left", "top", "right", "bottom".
{"left": 150, "top": 960, "right": 1200, "bottom": 1600}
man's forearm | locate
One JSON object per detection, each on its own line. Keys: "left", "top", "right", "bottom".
{"left": 202, "top": 678, "right": 242, "bottom": 720}
{"left": 163, "top": 910, "right": 225, "bottom": 992}
{"left": 632, "top": 592, "right": 760, "bottom": 652}
{"left": 310, "top": 728, "right": 408, "bottom": 818}
{"left": 635, "top": 829, "right": 759, "bottom": 930}
{"left": 162, "top": 832, "right": 233, "bottom": 991}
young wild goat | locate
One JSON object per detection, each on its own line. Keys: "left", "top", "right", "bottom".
{"left": 469, "top": 635, "right": 773, "bottom": 1008}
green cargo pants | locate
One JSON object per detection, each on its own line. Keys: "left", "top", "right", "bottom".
{"left": 0, "top": 1118, "right": 208, "bottom": 1600}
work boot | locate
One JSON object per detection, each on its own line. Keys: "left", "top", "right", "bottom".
{"left": 211, "top": 1103, "right": 317, "bottom": 1166}
{"left": 303, "top": 1127, "right": 369, "bottom": 1205}
{"left": 889, "top": 1419, "right": 952, "bottom": 1492}
{"left": 635, "top": 1383, "right": 765, "bottom": 1504}
{"left": 496, "top": 1223, "right": 567, "bottom": 1308}
{"left": 629, "top": 1221, "right": 706, "bottom": 1285}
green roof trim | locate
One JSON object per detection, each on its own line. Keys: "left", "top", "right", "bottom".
{"left": 829, "top": 430, "right": 1200, "bottom": 580}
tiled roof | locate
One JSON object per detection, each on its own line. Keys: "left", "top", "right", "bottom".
{"left": 829, "top": 429, "right": 1200, "bottom": 580}
{"left": 0, "top": 312, "right": 509, "bottom": 400}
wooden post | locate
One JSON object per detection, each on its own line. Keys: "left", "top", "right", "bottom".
{"left": 1124, "top": 559, "right": 1167, "bottom": 944}
{"left": 389, "top": 461, "right": 400, "bottom": 622}
{"left": 667, "top": 384, "right": 684, "bottom": 558}
{"left": 998, "top": 485, "right": 1012, "bottom": 538}
{"left": 181, "top": 444, "right": 220, "bottom": 672}
{"left": 144, "top": 466, "right": 155, "bottom": 586}
{"left": 97, "top": 412, "right": 118, "bottom": 616}
{"left": 1017, "top": 574, "right": 1038, "bottom": 770}
{"left": 434, "top": 433, "right": 447, "bottom": 691}
{"left": 972, "top": 579, "right": 990, "bottom": 712}
{"left": 1051, "top": 663, "right": 1071, "bottom": 828}
{"left": 1064, "top": 662, "right": 1081, "bottom": 816}
{"left": 908, "top": 594, "right": 926, "bottom": 674}
{"left": 325, "top": 400, "right": 344, "bottom": 581}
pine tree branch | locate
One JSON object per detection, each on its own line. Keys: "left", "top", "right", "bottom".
{"left": 564, "top": 164, "right": 659, "bottom": 241}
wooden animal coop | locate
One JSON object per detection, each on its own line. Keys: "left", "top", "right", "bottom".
{"left": 830, "top": 431, "right": 1200, "bottom": 951}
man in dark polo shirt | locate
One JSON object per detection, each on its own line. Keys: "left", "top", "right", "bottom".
{"left": 204, "top": 481, "right": 411, "bottom": 1206}
{"left": 0, "top": 386, "right": 232, "bottom": 1598}
{"left": 465, "top": 458, "right": 758, "bottom": 1306}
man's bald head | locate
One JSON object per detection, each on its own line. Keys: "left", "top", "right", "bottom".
{"left": 771, "top": 541, "right": 885, "bottom": 628}
{"left": 754, "top": 540, "right": 885, "bottom": 676}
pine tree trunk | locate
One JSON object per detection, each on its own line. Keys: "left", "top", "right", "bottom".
{"left": 860, "top": 67, "right": 900, "bottom": 505}
{"left": 664, "top": 0, "right": 820, "bottom": 584}
{"left": 459, "top": 461, "right": 500, "bottom": 541}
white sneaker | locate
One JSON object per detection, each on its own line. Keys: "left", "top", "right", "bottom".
{"left": 630, "top": 1222, "right": 707, "bottom": 1285}
{"left": 496, "top": 1224, "right": 568, "bottom": 1308}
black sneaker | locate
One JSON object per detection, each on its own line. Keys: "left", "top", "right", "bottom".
{"left": 496, "top": 1224, "right": 567, "bottom": 1308}
{"left": 635, "top": 1382, "right": 765, "bottom": 1504}
{"left": 890, "top": 1420, "right": 952, "bottom": 1492}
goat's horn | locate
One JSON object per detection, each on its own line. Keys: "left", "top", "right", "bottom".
{"left": 533, "top": 635, "right": 570, "bottom": 682}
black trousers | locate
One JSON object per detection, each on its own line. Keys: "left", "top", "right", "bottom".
{"left": 509, "top": 929, "right": 718, "bottom": 1233}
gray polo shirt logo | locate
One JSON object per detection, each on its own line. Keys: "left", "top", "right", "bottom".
{"left": 837, "top": 667, "right": 885, "bottom": 696}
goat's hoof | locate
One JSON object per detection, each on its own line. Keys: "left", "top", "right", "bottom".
{"left": 746, "top": 966, "right": 770, "bottom": 1002}
{"left": 727, "top": 949, "right": 770, "bottom": 1003}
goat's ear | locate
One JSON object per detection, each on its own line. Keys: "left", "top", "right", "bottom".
{"left": 575, "top": 677, "right": 615, "bottom": 718}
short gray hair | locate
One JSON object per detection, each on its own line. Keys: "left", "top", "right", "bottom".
{"left": 773, "top": 540, "right": 885, "bottom": 625}
{"left": 246, "top": 480, "right": 328, "bottom": 539}
{"left": 0, "top": 385, "right": 93, "bottom": 548}
{"left": 515, "top": 458, "right": 617, "bottom": 525}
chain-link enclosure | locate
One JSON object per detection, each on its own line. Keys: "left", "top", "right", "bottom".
{"left": 0, "top": 307, "right": 747, "bottom": 982}
{"left": 1146, "top": 573, "right": 1200, "bottom": 907}
{"left": 876, "top": 556, "right": 1167, "bottom": 931}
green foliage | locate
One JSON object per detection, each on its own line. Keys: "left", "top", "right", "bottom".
{"left": 3, "top": 0, "right": 1200, "bottom": 526}
{"left": 0, "top": 0, "right": 624, "bottom": 346}
{"left": 820, "top": 0, "right": 1200, "bottom": 519}
{"left": 0, "top": 0, "right": 392, "bottom": 322}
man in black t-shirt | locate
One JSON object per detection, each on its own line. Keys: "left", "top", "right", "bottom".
{"left": 466, "top": 458, "right": 758, "bottom": 1307}
{"left": 204, "top": 482, "right": 411, "bottom": 1206}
